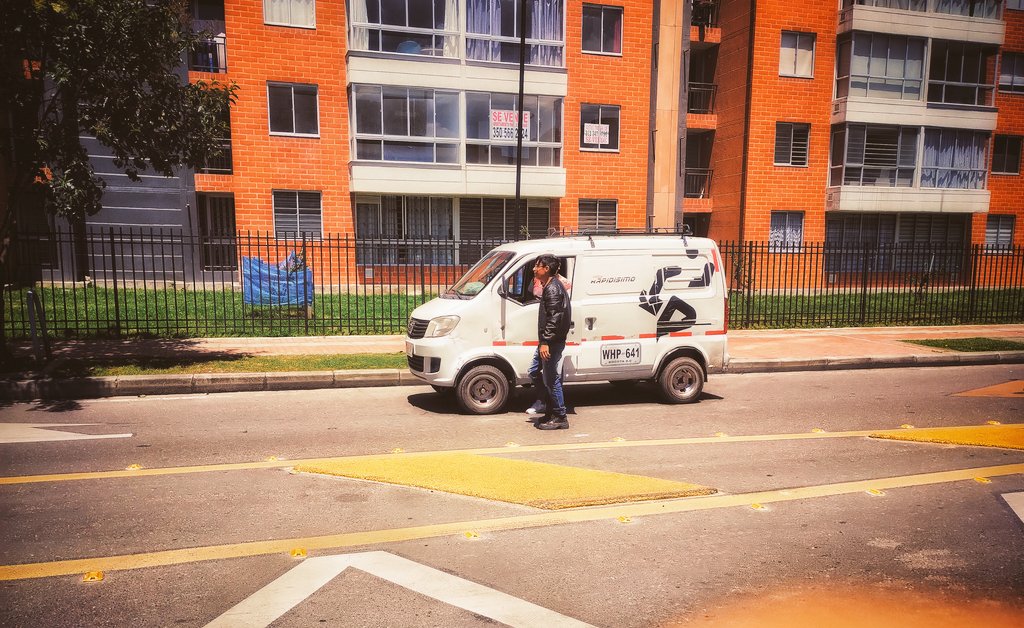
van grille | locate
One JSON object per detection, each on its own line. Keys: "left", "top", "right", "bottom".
{"left": 407, "top": 317, "right": 429, "bottom": 339}
{"left": 407, "top": 355, "right": 424, "bottom": 372}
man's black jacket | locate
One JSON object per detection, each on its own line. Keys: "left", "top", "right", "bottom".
{"left": 537, "top": 278, "right": 571, "bottom": 344}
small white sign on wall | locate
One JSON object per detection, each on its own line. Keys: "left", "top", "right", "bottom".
{"left": 584, "top": 123, "right": 609, "bottom": 145}
{"left": 490, "top": 109, "right": 531, "bottom": 141}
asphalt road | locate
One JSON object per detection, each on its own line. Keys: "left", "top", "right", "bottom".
{"left": 1, "top": 365, "right": 1022, "bottom": 627}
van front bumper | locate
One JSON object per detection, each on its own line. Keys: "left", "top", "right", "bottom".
{"left": 404, "top": 336, "right": 461, "bottom": 387}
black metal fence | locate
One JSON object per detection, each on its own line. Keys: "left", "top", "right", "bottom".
{"left": 2, "top": 228, "right": 1022, "bottom": 340}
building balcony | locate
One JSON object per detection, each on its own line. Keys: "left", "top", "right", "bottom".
{"left": 198, "top": 138, "right": 232, "bottom": 175}
{"left": 825, "top": 185, "right": 989, "bottom": 214}
{"left": 687, "top": 82, "right": 717, "bottom": 114}
{"left": 838, "top": 1, "right": 1004, "bottom": 45}
{"left": 190, "top": 38, "right": 227, "bottom": 73}
{"left": 831, "top": 96, "right": 997, "bottom": 131}
{"left": 684, "top": 168, "right": 712, "bottom": 199}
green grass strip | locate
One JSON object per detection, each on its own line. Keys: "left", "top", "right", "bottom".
{"left": 52, "top": 353, "right": 406, "bottom": 377}
{"left": 902, "top": 337, "right": 1024, "bottom": 352}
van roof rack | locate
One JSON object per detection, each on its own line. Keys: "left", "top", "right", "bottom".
{"left": 545, "top": 225, "right": 694, "bottom": 239}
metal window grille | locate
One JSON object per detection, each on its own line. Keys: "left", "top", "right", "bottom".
{"left": 834, "top": 124, "right": 917, "bottom": 187}
{"left": 774, "top": 123, "right": 810, "bottom": 166}
{"left": 769, "top": 211, "right": 804, "bottom": 252}
{"left": 985, "top": 215, "right": 1015, "bottom": 252}
{"left": 273, "top": 191, "right": 322, "bottom": 240}
{"left": 578, "top": 199, "right": 617, "bottom": 232}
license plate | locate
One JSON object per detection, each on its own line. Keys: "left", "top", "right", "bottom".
{"left": 600, "top": 343, "right": 641, "bottom": 366}
{"left": 405, "top": 341, "right": 413, "bottom": 357}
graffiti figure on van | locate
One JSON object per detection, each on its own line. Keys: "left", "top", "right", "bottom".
{"left": 639, "top": 251, "right": 716, "bottom": 338}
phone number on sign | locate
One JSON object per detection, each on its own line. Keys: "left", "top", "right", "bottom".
{"left": 491, "top": 127, "right": 528, "bottom": 140}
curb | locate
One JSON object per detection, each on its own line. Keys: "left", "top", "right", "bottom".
{"left": 2, "top": 352, "right": 1022, "bottom": 401}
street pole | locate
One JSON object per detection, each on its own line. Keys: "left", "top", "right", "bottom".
{"left": 514, "top": 0, "right": 527, "bottom": 240}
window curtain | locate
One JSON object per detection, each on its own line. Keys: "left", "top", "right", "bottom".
{"left": 292, "top": 0, "right": 315, "bottom": 26}
{"left": 350, "top": 0, "right": 369, "bottom": 50}
{"left": 467, "top": 0, "right": 500, "bottom": 61}
{"left": 529, "top": 0, "right": 563, "bottom": 66}
{"left": 443, "top": 0, "right": 459, "bottom": 57}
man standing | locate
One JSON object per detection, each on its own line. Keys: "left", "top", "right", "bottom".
{"left": 529, "top": 254, "right": 572, "bottom": 430}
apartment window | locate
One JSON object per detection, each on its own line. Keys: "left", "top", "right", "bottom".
{"left": 268, "top": 83, "right": 318, "bottom": 136}
{"left": 985, "top": 215, "right": 1015, "bottom": 252}
{"left": 1010, "top": 0, "right": 1024, "bottom": 10}
{"left": 769, "top": 212, "right": 804, "bottom": 252}
{"left": 992, "top": 135, "right": 1022, "bottom": 174}
{"left": 466, "top": 92, "right": 563, "bottom": 166}
{"left": 934, "top": 0, "right": 1001, "bottom": 19}
{"left": 578, "top": 199, "right": 617, "bottom": 232}
{"left": 999, "top": 53, "right": 1024, "bottom": 93}
{"left": 355, "top": 195, "right": 453, "bottom": 263}
{"left": 264, "top": 0, "right": 314, "bottom": 28}
{"left": 921, "top": 128, "right": 988, "bottom": 189}
{"left": 830, "top": 124, "right": 918, "bottom": 187}
{"left": 273, "top": 191, "right": 322, "bottom": 239}
{"left": 836, "top": 33, "right": 924, "bottom": 100}
{"left": 580, "top": 104, "right": 620, "bottom": 151}
{"left": 928, "top": 42, "right": 996, "bottom": 106}
{"left": 774, "top": 123, "right": 810, "bottom": 166}
{"left": 824, "top": 213, "right": 967, "bottom": 273}
{"left": 582, "top": 4, "right": 622, "bottom": 55}
{"left": 780, "top": 31, "right": 815, "bottom": 78}
{"left": 352, "top": 85, "right": 459, "bottom": 163}
{"left": 348, "top": 0, "right": 458, "bottom": 57}
{"left": 198, "top": 100, "right": 232, "bottom": 174}
{"left": 467, "top": 0, "right": 564, "bottom": 67}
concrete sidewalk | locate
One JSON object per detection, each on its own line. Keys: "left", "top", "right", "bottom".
{"left": 3, "top": 324, "right": 1023, "bottom": 401}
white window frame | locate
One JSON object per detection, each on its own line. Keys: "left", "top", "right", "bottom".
{"left": 774, "top": 122, "right": 810, "bottom": 167}
{"left": 582, "top": 4, "right": 623, "bottom": 56}
{"left": 578, "top": 199, "right": 617, "bottom": 232}
{"left": 992, "top": 135, "right": 1022, "bottom": 175}
{"left": 579, "top": 104, "right": 620, "bottom": 152}
{"left": 769, "top": 211, "right": 804, "bottom": 252}
{"left": 264, "top": 0, "right": 315, "bottom": 29}
{"left": 272, "top": 190, "right": 323, "bottom": 240}
{"left": 1000, "top": 52, "right": 1024, "bottom": 94}
{"left": 351, "top": 85, "right": 460, "bottom": 164}
{"left": 466, "top": 0, "right": 566, "bottom": 69}
{"left": 348, "top": 0, "right": 459, "bottom": 57}
{"left": 835, "top": 32, "right": 926, "bottom": 101}
{"left": 780, "top": 31, "right": 815, "bottom": 78}
{"left": 267, "top": 82, "right": 319, "bottom": 137}
{"left": 984, "top": 214, "right": 1015, "bottom": 253}
{"left": 465, "top": 91, "right": 563, "bottom": 167}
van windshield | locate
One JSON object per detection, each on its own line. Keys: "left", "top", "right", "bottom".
{"left": 445, "top": 250, "right": 515, "bottom": 298}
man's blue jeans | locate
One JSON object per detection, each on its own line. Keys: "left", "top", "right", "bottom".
{"left": 528, "top": 341, "right": 566, "bottom": 418}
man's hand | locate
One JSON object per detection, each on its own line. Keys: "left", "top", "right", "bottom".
{"left": 539, "top": 344, "right": 550, "bottom": 361}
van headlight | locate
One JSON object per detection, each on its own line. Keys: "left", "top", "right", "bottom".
{"left": 425, "top": 315, "right": 460, "bottom": 337}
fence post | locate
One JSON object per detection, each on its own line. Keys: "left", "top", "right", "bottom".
{"left": 108, "top": 227, "right": 122, "bottom": 338}
{"left": 966, "top": 243, "right": 979, "bottom": 323}
{"left": 858, "top": 243, "right": 870, "bottom": 325}
{"left": 743, "top": 241, "right": 754, "bottom": 328}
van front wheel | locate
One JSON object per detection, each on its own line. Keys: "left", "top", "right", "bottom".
{"left": 659, "top": 357, "right": 704, "bottom": 403}
{"left": 456, "top": 365, "right": 510, "bottom": 415}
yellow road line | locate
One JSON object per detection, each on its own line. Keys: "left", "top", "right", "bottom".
{"left": 2, "top": 462, "right": 1021, "bottom": 582}
{"left": 0, "top": 429, "right": 883, "bottom": 486}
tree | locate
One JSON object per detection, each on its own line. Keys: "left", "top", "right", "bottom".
{"left": 0, "top": 0, "right": 237, "bottom": 355}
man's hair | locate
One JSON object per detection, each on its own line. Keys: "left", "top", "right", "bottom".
{"left": 536, "top": 254, "right": 560, "bottom": 274}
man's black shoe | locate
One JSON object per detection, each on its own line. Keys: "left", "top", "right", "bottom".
{"left": 535, "top": 415, "right": 569, "bottom": 430}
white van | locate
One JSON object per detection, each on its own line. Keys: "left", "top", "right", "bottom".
{"left": 405, "top": 234, "right": 729, "bottom": 414}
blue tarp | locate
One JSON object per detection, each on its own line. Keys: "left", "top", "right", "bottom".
{"left": 241, "top": 253, "right": 314, "bottom": 306}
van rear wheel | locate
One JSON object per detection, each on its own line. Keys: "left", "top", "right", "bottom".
{"left": 659, "top": 357, "right": 704, "bottom": 403}
{"left": 456, "top": 365, "right": 510, "bottom": 415}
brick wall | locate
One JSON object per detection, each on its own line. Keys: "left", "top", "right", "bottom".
{"left": 193, "top": 0, "right": 351, "bottom": 237}
{"left": 986, "top": 8, "right": 1024, "bottom": 247}
{"left": 739, "top": 0, "right": 836, "bottom": 243}
{"left": 559, "top": 0, "right": 653, "bottom": 230}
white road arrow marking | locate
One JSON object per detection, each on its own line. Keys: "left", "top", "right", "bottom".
{"left": 1004, "top": 492, "right": 1024, "bottom": 525}
{"left": 0, "top": 423, "right": 132, "bottom": 444}
{"left": 205, "top": 551, "right": 594, "bottom": 628}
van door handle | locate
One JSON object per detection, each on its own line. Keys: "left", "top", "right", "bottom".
{"left": 585, "top": 317, "right": 596, "bottom": 330}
